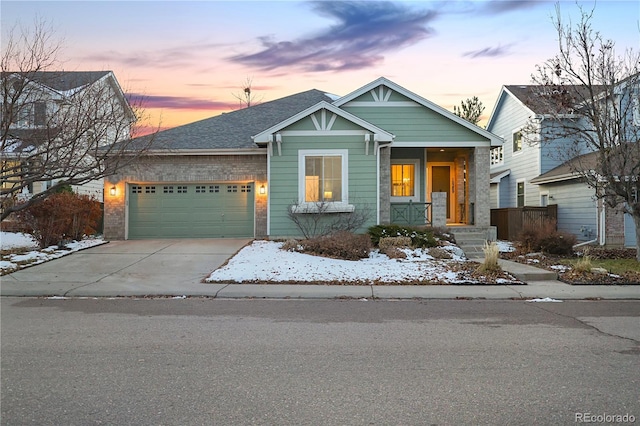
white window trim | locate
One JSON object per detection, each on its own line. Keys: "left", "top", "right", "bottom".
{"left": 390, "top": 159, "right": 420, "bottom": 202}
{"left": 295, "top": 149, "right": 352, "bottom": 213}
{"left": 516, "top": 179, "right": 526, "bottom": 207}
{"left": 490, "top": 146, "right": 504, "bottom": 166}
{"left": 512, "top": 128, "right": 524, "bottom": 156}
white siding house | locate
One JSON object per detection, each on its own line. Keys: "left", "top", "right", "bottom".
{"left": 1, "top": 71, "right": 133, "bottom": 205}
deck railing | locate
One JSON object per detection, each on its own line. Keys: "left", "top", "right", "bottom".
{"left": 390, "top": 201, "right": 432, "bottom": 226}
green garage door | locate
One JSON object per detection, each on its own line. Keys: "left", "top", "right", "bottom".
{"left": 128, "top": 183, "right": 254, "bottom": 239}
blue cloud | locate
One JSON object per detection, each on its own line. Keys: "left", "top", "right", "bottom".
{"left": 229, "top": 1, "right": 438, "bottom": 72}
{"left": 462, "top": 44, "right": 513, "bottom": 58}
{"left": 481, "top": 0, "right": 547, "bottom": 14}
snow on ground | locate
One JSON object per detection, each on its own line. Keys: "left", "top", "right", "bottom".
{"left": 207, "top": 240, "right": 510, "bottom": 285}
{"left": 496, "top": 240, "right": 515, "bottom": 253}
{"left": 1, "top": 232, "right": 106, "bottom": 274}
{"left": 1, "top": 232, "right": 37, "bottom": 250}
{"left": 527, "top": 297, "right": 563, "bottom": 302}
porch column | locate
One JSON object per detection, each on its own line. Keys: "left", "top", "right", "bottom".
{"left": 471, "top": 146, "right": 491, "bottom": 227}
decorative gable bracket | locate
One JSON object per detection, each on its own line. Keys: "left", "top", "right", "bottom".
{"left": 268, "top": 133, "right": 283, "bottom": 156}
{"left": 364, "top": 133, "right": 380, "bottom": 156}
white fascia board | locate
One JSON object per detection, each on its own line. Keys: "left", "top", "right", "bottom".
{"left": 102, "top": 72, "right": 136, "bottom": 120}
{"left": 486, "top": 86, "right": 538, "bottom": 131}
{"left": 118, "top": 148, "right": 267, "bottom": 156}
{"left": 334, "top": 77, "right": 502, "bottom": 146}
{"left": 252, "top": 100, "right": 394, "bottom": 143}
{"left": 530, "top": 173, "right": 578, "bottom": 185}
{"left": 490, "top": 169, "right": 511, "bottom": 183}
{"left": 279, "top": 130, "right": 370, "bottom": 137}
{"left": 392, "top": 140, "right": 493, "bottom": 148}
{"left": 341, "top": 101, "right": 421, "bottom": 107}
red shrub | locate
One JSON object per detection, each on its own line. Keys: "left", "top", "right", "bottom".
{"left": 15, "top": 192, "right": 102, "bottom": 248}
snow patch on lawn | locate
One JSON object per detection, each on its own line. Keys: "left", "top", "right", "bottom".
{"left": 496, "top": 240, "right": 516, "bottom": 253}
{"left": 1, "top": 232, "right": 106, "bottom": 274}
{"left": 1, "top": 232, "right": 37, "bottom": 250}
{"left": 206, "top": 240, "right": 510, "bottom": 284}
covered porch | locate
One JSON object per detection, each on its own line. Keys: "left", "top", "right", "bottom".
{"left": 381, "top": 146, "right": 488, "bottom": 228}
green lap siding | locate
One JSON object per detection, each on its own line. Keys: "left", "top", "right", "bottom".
{"left": 268, "top": 134, "right": 378, "bottom": 238}
{"left": 128, "top": 183, "right": 254, "bottom": 238}
{"left": 343, "top": 106, "right": 486, "bottom": 142}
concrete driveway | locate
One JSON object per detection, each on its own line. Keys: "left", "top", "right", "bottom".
{"left": 1, "top": 239, "right": 251, "bottom": 297}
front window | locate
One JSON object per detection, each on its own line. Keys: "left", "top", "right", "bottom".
{"left": 304, "top": 155, "right": 342, "bottom": 202}
{"left": 490, "top": 146, "right": 504, "bottom": 165}
{"left": 513, "top": 131, "right": 523, "bottom": 153}
{"left": 517, "top": 181, "right": 525, "bottom": 207}
{"left": 299, "top": 149, "right": 348, "bottom": 206}
{"left": 391, "top": 163, "right": 415, "bottom": 197}
{"left": 11, "top": 102, "right": 46, "bottom": 128}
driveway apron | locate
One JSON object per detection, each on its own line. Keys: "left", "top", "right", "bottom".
{"left": 0, "top": 239, "right": 251, "bottom": 297}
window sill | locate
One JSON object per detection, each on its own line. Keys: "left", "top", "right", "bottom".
{"left": 290, "top": 203, "right": 355, "bottom": 214}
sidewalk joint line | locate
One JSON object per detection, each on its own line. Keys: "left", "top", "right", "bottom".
{"left": 62, "top": 243, "right": 175, "bottom": 297}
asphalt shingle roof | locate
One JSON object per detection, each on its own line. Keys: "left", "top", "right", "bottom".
{"left": 135, "top": 89, "right": 335, "bottom": 151}
{"left": 505, "top": 84, "right": 604, "bottom": 115}
{"left": 3, "top": 71, "right": 111, "bottom": 92}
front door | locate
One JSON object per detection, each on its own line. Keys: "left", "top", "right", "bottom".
{"left": 428, "top": 163, "right": 456, "bottom": 221}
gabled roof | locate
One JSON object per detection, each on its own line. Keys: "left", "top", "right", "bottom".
{"left": 3, "top": 71, "right": 111, "bottom": 93}
{"left": 487, "top": 84, "right": 608, "bottom": 130}
{"left": 530, "top": 151, "right": 598, "bottom": 184}
{"left": 3, "top": 70, "right": 134, "bottom": 123}
{"left": 252, "top": 101, "right": 394, "bottom": 144}
{"left": 333, "top": 77, "right": 502, "bottom": 146}
{"left": 490, "top": 169, "right": 510, "bottom": 183}
{"left": 129, "top": 89, "right": 335, "bottom": 151}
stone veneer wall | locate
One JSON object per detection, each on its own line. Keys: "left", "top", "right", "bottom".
{"left": 103, "top": 154, "right": 268, "bottom": 240}
{"left": 378, "top": 146, "right": 391, "bottom": 223}
{"left": 604, "top": 203, "right": 625, "bottom": 247}
{"left": 471, "top": 146, "right": 491, "bottom": 227}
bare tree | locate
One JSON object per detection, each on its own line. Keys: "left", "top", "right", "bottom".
{"left": 1, "top": 19, "right": 157, "bottom": 221}
{"left": 529, "top": 4, "right": 640, "bottom": 258}
{"left": 453, "top": 96, "right": 485, "bottom": 125}
{"left": 232, "top": 76, "right": 263, "bottom": 108}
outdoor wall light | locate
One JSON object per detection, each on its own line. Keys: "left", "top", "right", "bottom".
{"left": 259, "top": 184, "right": 266, "bottom": 195}
{"left": 110, "top": 186, "right": 116, "bottom": 196}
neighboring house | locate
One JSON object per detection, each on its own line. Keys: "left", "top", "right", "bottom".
{"left": 1, "top": 71, "right": 132, "bottom": 204}
{"left": 487, "top": 84, "right": 638, "bottom": 246}
{"left": 103, "top": 77, "right": 501, "bottom": 240}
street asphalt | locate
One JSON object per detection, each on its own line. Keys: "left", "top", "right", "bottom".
{"left": 1, "top": 238, "right": 639, "bottom": 300}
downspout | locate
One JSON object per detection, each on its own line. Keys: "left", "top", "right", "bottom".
{"left": 598, "top": 198, "right": 606, "bottom": 245}
{"left": 266, "top": 137, "right": 271, "bottom": 237}
{"left": 574, "top": 199, "right": 604, "bottom": 248}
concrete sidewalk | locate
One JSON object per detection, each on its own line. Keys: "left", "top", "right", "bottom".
{"left": 1, "top": 239, "right": 639, "bottom": 300}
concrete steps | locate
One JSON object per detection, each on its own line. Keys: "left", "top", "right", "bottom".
{"left": 450, "top": 228, "right": 489, "bottom": 260}
{"left": 450, "top": 227, "right": 559, "bottom": 282}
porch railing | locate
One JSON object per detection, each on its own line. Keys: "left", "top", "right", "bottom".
{"left": 390, "top": 201, "right": 432, "bottom": 226}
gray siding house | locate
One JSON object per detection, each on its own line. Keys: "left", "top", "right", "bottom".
{"left": 104, "top": 78, "right": 501, "bottom": 240}
{"left": 487, "top": 85, "right": 636, "bottom": 246}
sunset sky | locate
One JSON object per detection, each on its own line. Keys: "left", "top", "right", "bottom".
{"left": 2, "top": 1, "right": 638, "bottom": 130}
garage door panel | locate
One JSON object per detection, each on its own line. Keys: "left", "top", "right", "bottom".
{"left": 128, "top": 183, "right": 254, "bottom": 239}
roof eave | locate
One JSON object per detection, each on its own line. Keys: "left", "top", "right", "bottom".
{"left": 530, "top": 173, "right": 578, "bottom": 185}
